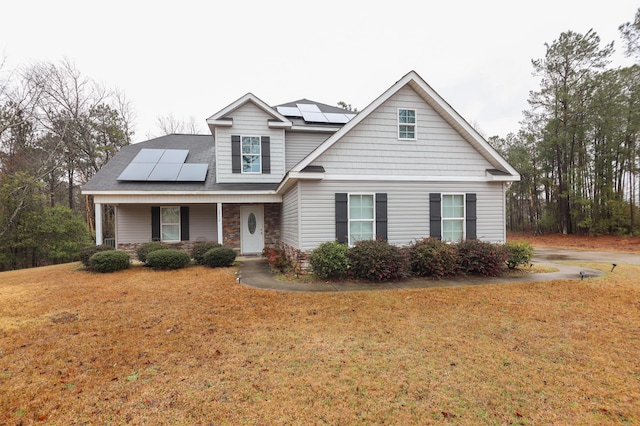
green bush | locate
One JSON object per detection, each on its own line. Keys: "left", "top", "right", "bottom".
{"left": 348, "top": 239, "right": 407, "bottom": 282}
{"left": 310, "top": 241, "right": 350, "bottom": 279}
{"left": 409, "top": 238, "right": 459, "bottom": 279}
{"left": 79, "top": 244, "right": 114, "bottom": 267}
{"left": 89, "top": 250, "right": 130, "bottom": 273}
{"left": 145, "top": 249, "right": 191, "bottom": 270}
{"left": 505, "top": 240, "right": 535, "bottom": 269}
{"left": 456, "top": 239, "right": 507, "bottom": 277}
{"left": 137, "top": 242, "right": 168, "bottom": 263}
{"left": 203, "top": 247, "right": 237, "bottom": 268}
{"left": 191, "top": 242, "right": 222, "bottom": 265}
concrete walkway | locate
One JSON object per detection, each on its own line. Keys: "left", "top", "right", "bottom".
{"left": 235, "top": 246, "right": 634, "bottom": 292}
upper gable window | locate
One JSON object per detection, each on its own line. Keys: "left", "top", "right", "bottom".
{"left": 398, "top": 108, "right": 416, "bottom": 140}
{"left": 242, "top": 136, "right": 261, "bottom": 173}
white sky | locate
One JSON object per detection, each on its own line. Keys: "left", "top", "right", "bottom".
{"left": 1, "top": 1, "right": 637, "bottom": 142}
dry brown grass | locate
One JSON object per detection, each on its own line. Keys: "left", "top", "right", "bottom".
{"left": 1, "top": 261, "right": 639, "bottom": 425}
{"left": 509, "top": 232, "right": 640, "bottom": 252}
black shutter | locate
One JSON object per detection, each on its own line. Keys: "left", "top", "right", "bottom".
{"left": 261, "top": 136, "right": 271, "bottom": 174}
{"left": 375, "top": 193, "right": 388, "bottom": 241}
{"left": 466, "top": 193, "right": 477, "bottom": 240}
{"left": 151, "top": 206, "right": 160, "bottom": 241}
{"left": 231, "top": 135, "right": 241, "bottom": 173}
{"left": 335, "top": 193, "right": 348, "bottom": 244}
{"left": 180, "top": 206, "right": 190, "bottom": 241}
{"left": 429, "top": 193, "right": 441, "bottom": 239}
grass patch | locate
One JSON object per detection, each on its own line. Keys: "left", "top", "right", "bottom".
{"left": 0, "top": 262, "right": 639, "bottom": 424}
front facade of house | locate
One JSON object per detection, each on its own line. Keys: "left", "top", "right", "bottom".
{"left": 82, "top": 71, "right": 519, "bottom": 269}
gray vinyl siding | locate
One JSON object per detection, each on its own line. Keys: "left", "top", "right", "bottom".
{"left": 312, "top": 85, "right": 494, "bottom": 177}
{"left": 116, "top": 204, "right": 217, "bottom": 244}
{"left": 281, "top": 184, "right": 300, "bottom": 247}
{"left": 297, "top": 180, "right": 505, "bottom": 251}
{"left": 216, "top": 102, "right": 285, "bottom": 183}
{"left": 284, "top": 132, "right": 329, "bottom": 170}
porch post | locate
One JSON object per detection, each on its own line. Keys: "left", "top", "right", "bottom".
{"left": 95, "top": 203, "right": 103, "bottom": 245}
{"left": 217, "top": 202, "right": 223, "bottom": 245}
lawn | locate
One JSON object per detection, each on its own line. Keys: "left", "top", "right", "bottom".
{"left": 1, "top": 258, "right": 639, "bottom": 424}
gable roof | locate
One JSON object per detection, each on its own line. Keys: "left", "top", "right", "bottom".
{"left": 290, "top": 70, "right": 520, "bottom": 180}
{"left": 206, "top": 93, "right": 291, "bottom": 128}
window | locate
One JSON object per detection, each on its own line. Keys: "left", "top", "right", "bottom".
{"left": 349, "top": 194, "right": 375, "bottom": 244}
{"left": 161, "top": 207, "right": 180, "bottom": 242}
{"left": 242, "top": 136, "right": 261, "bottom": 173}
{"left": 398, "top": 108, "right": 416, "bottom": 140}
{"left": 442, "top": 194, "right": 465, "bottom": 242}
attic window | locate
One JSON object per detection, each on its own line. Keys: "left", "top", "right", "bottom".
{"left": 242, "top": 136, "right": 261, "bottom": 173}
{"left": 398, "top": 109, "right": 416, "bottom": 140}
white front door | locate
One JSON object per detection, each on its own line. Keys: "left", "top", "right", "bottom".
{"left": 240, "top": 206, "right": 264, "bottom": 255}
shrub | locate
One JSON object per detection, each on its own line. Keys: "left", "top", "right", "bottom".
{"left": 310, "top": 241, "right": 350, "bottom": 279}
{"left": 203, "top": 247, "right": 237, "bottom": 268}
{"left": 145, "top": 249, "right": 192, "bottom": 270}
{"left": 137, "top": 242, "right": 168, "bottom": 263}
{"left": 505, "top": 240, "right": 535, "bottom": 269}
{"left": 348, "top": 239, "right": 407, "bottom": 282}
{"left": 409, "top": 238, "right": 459, "bottom": 279}
{"left": 191, "top": 242, "right": 222, "bottom": 265}
{"left": 456, "top": 239, "right": 507, "bottom": 277}
{"left": 79, "top": 244, "right": 114, "bottom": 267}
{"left": 263, "top": 247, "right": 290, "bottom": 273}
{"left": 89, "top": 250, "right": 130, "bottom": 273}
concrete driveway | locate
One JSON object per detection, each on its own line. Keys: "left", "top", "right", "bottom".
{"left": 237, "top": 246, "right": 635, "bottom": 292}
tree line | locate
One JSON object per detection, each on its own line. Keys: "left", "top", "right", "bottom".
{"left": 0, "top": 59, "right": 132, "bottom": 269}
{"left": 491, "top": 9, "right": 640, "bottom": 236}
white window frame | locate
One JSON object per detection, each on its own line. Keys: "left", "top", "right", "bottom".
{"left": 160, "top": 206, "right": 181, "bottom": 242}
{"left": 441, "top": 194, "right": 465, "bottom": 243}
{"left": 241, "top": 135, "right": 261, "bottom": 174}
{"left": 348, "top": 193, "right": 376, "bottom": 246}
{"left": 398, "top": 108, "right": 417, "bottom": 140}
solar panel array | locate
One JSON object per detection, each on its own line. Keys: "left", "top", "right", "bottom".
{"left": 117, "top": 149, "right": 209, "bottom": 182}
{"left": 276, "top": 103, "right": 356, "bottom": 124}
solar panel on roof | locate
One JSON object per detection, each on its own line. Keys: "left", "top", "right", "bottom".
{"left": 177, "top": 164, "right": 208, "bottom": 181}
{"left": 117, "top": 163, "right": 156, "bottom": 181}
{"left": 159, "top": 149, "right": 189, "bottom": 163}
{"left": 297, "top": 103, "right": 322, "bottom": 113}
{"left": 324, "top": 113, "right": 350, "bottom": 124}
{"left": 132, "top": 149, "right": 165, "bottom": 163}
{"left": 276, "top": 106, "right": 302, "bottom": 117}
{"left": 147, "top": 163, "right": 182, "bottom": 181}
{"left": 301, "top": 111, "right": 329, "bottom": 123}
{"left": 345, "top": 114, "right": 356, "bottom": 120}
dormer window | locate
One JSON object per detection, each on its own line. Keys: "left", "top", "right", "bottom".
{"left": 242, "top": 136, "right": 261, "bottom": 173}
{"left": 398, "top": 108, "right": 416, "bottom": 140}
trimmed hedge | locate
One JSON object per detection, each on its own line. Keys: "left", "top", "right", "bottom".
{"left": 456, "top": 239, "right": 507, "bottom": 277}
{"left": 191, "top": 242, "right": 222, "bottom": 265}
{"left": 89, "top": 250, "right": 130, "bottom": 273}
{"left": 310, "top": 241, "right": 350, "bottom": 279}
{"left": 203, "top": 247, "right": 237, "bottom": 268}
{"left": 145, "top": 249, "right": 192, "bottom": 270}
{"left": 79, "top": 244, "right": 114, "bottom": 267}
{"left": 348, "top": 239, "right": 407, "bottom": 282}
{"left": 409, "top": 238, "right": 459, "bottom": 279}
{"left": 137, "top": 242, "right": 168, "bottom": 263}
{"left": 505, "top": 240, "right": 534, "bottom": 269}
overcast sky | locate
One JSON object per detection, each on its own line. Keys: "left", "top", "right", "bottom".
{"left": 1, "top": 1, "right": 637, "bottom": 142}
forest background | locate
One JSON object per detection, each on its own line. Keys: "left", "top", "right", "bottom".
{"left": 2, "top": 9, "right": 640, "bottom": 270}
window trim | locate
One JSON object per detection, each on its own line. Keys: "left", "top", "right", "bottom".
{"left": 160, "top": 206, "right": 181, "bottom": 242}
{"left": 241, "top": 135, "right": 262, "bottom": 174}
{"left": 441, "top": 193, "right": 465, "bottom": 242}
{"left": 348, "top": 193, "right": 376, "bottom": 246}
{"left": 397, "top": 108, "right": 417, "bottom": 140}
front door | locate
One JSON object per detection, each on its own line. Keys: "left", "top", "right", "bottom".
{"left": 240, "top": 206, "right": 264, "bottom": 255}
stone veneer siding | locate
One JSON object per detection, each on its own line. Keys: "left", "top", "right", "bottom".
{"left": 118, "top": 241, "right": 203, "bottom": 261}
{"left": 279, "top": 241, "right": 311, "bottom": 273}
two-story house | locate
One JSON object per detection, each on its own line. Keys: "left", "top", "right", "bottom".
{"left": 82, "top": 71, "right": 520, "bottom": 269}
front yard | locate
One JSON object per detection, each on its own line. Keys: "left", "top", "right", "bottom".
{"left": 0, "top": 260, "right": 638, "bottom": 424}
